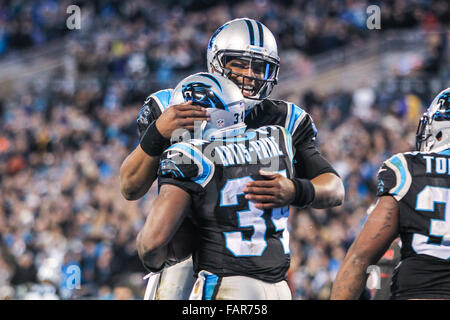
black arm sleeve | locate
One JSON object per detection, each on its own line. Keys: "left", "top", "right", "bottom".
{"left": 291, "top": 114, "right": 339, "bottom": 179}
{"left": 293, "top": 141, "right": 339, "bottom": 179}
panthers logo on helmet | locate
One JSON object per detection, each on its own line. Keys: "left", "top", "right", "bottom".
{"left": 181, "top": 82, "right": 227, "bottom": 110}
{"left": 377, "top": 179, "right": 385, "bottom": 194}
{"left": 435, "top": 91, "right": 450, "bottom": 119}
{"left": 168, "top": 72, "right": 246, "bottom": 140}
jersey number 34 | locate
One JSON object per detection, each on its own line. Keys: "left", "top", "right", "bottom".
{"left": 220, "top": 175, "right": 290, "bottom": 257}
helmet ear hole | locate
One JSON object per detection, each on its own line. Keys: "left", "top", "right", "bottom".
{"left": 436, "top": 131, "right": 443, "bottom": 141}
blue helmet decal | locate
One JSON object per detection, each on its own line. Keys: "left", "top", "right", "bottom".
{"left": 208, "top": 22, "right": 230, "bottom": 50}
{"left": 432, "top": 90, "right": 450, "bottom": 121}
{"left": 181, "top": 82, "right": 228, "bottom": 110}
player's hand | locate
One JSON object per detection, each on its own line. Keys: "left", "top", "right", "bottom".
{"left": 243, "top": 170, "right": 296, "bottom": 209}
{"left": 155, "top": 101, "right": 210, "bottom": 139}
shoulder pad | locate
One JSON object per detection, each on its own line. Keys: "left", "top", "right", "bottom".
{"left": 137, "top": 89, "right": 173, "bottom": 136}
{"left": 283, "top": 103, "right": 307, "bottom": 134}
{"left": 377, "top": 153, "right": 412, "bottom": 201}
{"left": 150, "top": 89, "right": 173, "bottom": 114}
{"left": 160, "top": 142, "right": 215, "bottom": 187}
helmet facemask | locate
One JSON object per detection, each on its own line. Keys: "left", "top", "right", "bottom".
{"left": 416, "top": 88, "right": 450, "bottom": 152}
{"left": 207, "top": 18, "right": 281, "bottom": 111}
{"left": 211, "top": 50, "right": 279, "bottom": 108}
{"left": 415, "top": 113, "right": 432, "bottom": 151}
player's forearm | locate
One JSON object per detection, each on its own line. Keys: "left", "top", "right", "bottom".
{"left": 310, "top": 172, "right": 345, "bottom": 209}
{"left": 136, "top": 200, "right": 173, "bottom": 271}
{"left": 136, "top": 185, "right": 192, "bottom": 271}
{"left": 136, "top": 231, "right": 169, "bottom": 272}
{"left": 120, "top": 145, "right": 159, "bottom": 200}
{"left": 331, "top": 196, "right": 399, "bottom": 299}
{"left": 330, "top": 252, "right": 370, "bottom": 299}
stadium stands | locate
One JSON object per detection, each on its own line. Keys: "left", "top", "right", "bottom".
{"left": 0, "top": 0, "right": 448, "bottom": 299}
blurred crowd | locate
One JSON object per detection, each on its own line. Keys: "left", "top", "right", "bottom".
{"left": 287, "top": 30, "right": 449, "bottom": 298}
{"left": 0, "top": 0, "right": 449, "bottom": 299}
{"left": 2, "top": 0, "right": 449, "bottom": 91}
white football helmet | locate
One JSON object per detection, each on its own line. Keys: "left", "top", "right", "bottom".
{"left": 416, "top": 87, "right": 450, "bottom": 152}
{"left": 169, "top": 72, "right": 246, "bottom": 140}
{"left": 207, "top": 18, "right": 280, "bottom": 110}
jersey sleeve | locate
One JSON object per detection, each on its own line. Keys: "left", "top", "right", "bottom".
{"left": 137, "top": 89, "right": 173, "bottom": 137}
{"left": 286, "top": 105, "right": 317, "bottom": 147}
{"left": 376, "top": 153, "right": 412, "bottom": 201}
{"left": 285, "top": 104, "right": 339, "bottom": 179}
{"left": 158, "top": 142, "right": 214, "bottom": 195}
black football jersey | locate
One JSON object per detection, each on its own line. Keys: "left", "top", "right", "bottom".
{"left": 376, "top": 150, "right": 450, "bottom": 299}
{"left": 137, "top": 90, "right": 337, "bottom": 179}
{"left": 158, "top": 125, "right": 294, "bottom": 283}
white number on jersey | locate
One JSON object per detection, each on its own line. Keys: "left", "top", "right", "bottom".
{"left": 220, "top": 175, "right": 290, "bottom": 257}
{"left": 414, "top": 186, "right": 450, "bottom": 259}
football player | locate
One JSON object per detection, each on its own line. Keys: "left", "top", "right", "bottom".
{"left": 137, "top": 73, "right": 295, "bottom": 299}
{"left": 330, "top": 88, "right": 450, "bottom": 300}
{"left": 120, "top": 18, "right": 344, "bottom": 299}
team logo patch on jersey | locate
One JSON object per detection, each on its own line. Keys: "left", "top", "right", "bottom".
{"left": 217, "top": 119, "right": 225, "bottom": 128}
{"left": 377, "top": 179, "right": 385, "bottom": 194}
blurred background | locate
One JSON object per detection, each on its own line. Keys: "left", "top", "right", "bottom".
{"left": 0, "top": 0, "right": 448, "bottom": 299}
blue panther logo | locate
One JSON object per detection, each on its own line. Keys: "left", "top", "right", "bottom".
{"left": 181, "top": 82, "right": 226, "bottom": 110}
{"left": 377, "top": 179, "right": 385, "bottom": 194}
{"left": 433, "top": 90, "right": 450, "bottom": 121}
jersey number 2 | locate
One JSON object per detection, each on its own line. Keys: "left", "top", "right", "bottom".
{"left": 415, "top": 186, "right": 450, "bottom": 259}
